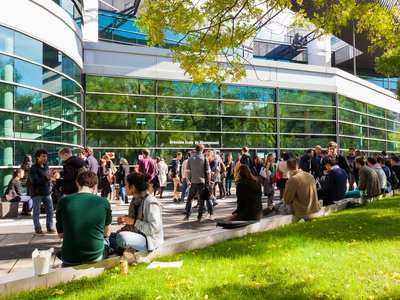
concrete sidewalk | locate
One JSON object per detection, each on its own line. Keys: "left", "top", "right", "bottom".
{"left": 0, "top": 190, "right": 277, "bottom": 277}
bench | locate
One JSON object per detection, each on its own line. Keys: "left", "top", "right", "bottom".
{"left": 0, "top": 197, "right": 19, "bottom": 219}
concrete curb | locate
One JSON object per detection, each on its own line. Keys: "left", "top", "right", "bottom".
{"left": 0, "top": 192, "right": 395, "bottom": 296}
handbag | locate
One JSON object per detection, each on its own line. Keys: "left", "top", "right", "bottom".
{"left": 264, "top": 177, "right": 274, "bottom": 196}
{"left": 271, "top": 168, "right": 282, "bottom": 183}
{"left": 259, "top": 167, "right": 267, "bottom": 178}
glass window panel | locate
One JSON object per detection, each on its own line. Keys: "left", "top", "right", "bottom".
{"left": 339, "top": 123, "right": 368, "bottom": 138}
{"left": 158, "top": 81, "right": 219, "bottom": 99}
{"left": 279, "top": 89, "right": 334, "bottom": 106}
{"left": 15, "top": 32, "right": 43, "bottom": 64}
{"left": 338, "top": 96, "right": 367, "bottom": 113}
{"left": 222, "top": 133, "right": 276, "bottom": 148}
{"left": 0, "top": 55, "right": 14, "bottom": 81}
{"left": 339, "top": 109, "right": 368, "bottom": 125}
{"left": 0, "top": 141, "right": 13, "bottom": 167}
{"left": 157, "top": 132, "right": 220, "bottom": 148}
{"left": 0, "top": 111, "right": 14, "bottom": 137}
{"left": 222, "top": 101, "right": 275, "bottom": 117}
{"left": 367, "top": 104, "right": 385, "bottom": 118}
{"left": 42, "top": 119, "right": 62, "bottom": 143}
{"left": 386, "top": 111, "right": 400, "bottom": 123}
{"left": 158, "top": 115, "right": 221, "bottom": 131}
{"left": 15, "top": 59, "right": 42, "bottom": 88}
{"left": 281, "top": 119, "right": 335, "bottom": 134}
{"left": 280, "top": 105, "right": 335, "bottom": 120}
{"left": 369, "top": 116, "right": 385, "bottom": 129}
{"left": 14, "top": 114, "right": 43, "bottom": 140}
{"left": 222, "top": 118, "right": 276, "bottom": 133}
{"left": 87, "top": 130, "right": 155, "bottom": 148}
{"left": 86, "top": 113, "right": 155, "bottom": 130}
{"left": 0, "top": 83, "right": 14, "bottom": 109}
{"left": 0, "top": 26, "right": 14, "bottom": 54}
{"left": 62, "top": 78, "right": 81, "bottom": 103}
{"left": 280, "top": 135, "right": 332, "bottom": 149}
{"left": 86, "top": 76, "right": 155, "bottom": 95}
{"left": 340, "top": 137, "right": 367, "bottom": 150}
{"left": 387, "top": 120, "right": 400, "bottom": 132}
{"left": 13, "top": 141, "right": 41, "bottom": 166}
{"left": 388, "top": 131, "right": 400, "bottom": 143}
{"left": 86, "top": 94, "right": 155, "bottom": 112}
{"left": 387, "top": 141, "right": 400, "bottom": 152}
{"left": 369, "top": 139, "right": 386, "bottom": 152}
{"left": 43, "top": 44, "right": 61, "bottom": 71}
{"left": 369, "top": 128, "right": 387, "bottom": 140}
{"left": 43, "top": 94, "right": 62, "bottom": 118}
{"left": 61, "top": 123, "right": 80, "bottom": 145}
{"left": 221, "top": 85, "right": 275, "bottom": 102}
{"left": 158, "top": 97, "right": 219, "bottom": 115}
{"left": 15, "top": 86, "right": 42, "bottom": 114}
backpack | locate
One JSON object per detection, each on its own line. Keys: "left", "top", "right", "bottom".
{"left": 220, "top": 161, "right": 227, "bottom": 173}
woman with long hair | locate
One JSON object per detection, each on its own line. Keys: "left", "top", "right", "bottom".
{"left": 226, "top": 164, "right": 263, "bottom": 221}
{"left": 109, "top": 172, "right": 163, "bottom": 254}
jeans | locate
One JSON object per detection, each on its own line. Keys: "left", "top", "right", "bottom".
{"left": 32, "top": 195, "right": 53, "bottom": 232}
{"left": 185, "top": 183, "right": 212, "bottom": 219}
{"left": 225, "top": 175, "right": 233, "bottom": 193}
{"left": 180, "top": 178, "right": 188, "bottom": 202}
{"left": 11, "top": 195, "right": 33, "bottom": 212}
{"left": 110, "top": 231, "right": 147, "bottom": 252}
{"left": 120, "top": 182, "right": 128, "bottom": 202}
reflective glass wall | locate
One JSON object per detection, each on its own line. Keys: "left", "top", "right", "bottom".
{"left": 86, "top": 75, "right": 400, "bottom": 164}
{"left": 52, "top": 0, "right": 83, "bottom": 28}
{"left": 0, "top": 25, "right": 83, "bottom": 190}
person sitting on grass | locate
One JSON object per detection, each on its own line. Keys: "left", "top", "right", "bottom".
{"left": 56, "top": 171, "right": 112, "bottom": 266}
{"left": 226, "top": 164, "right": 263, "bottom": 221}
{"left": 283, "top": 158, "right": 321, "bottom": 216}
{"left": 109, "top": 172, "right": 163, "bottom": 254}
{"left": 355, "top": 156, "right": 381, "bottom": 198}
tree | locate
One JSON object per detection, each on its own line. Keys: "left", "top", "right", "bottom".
{"left": 136, "top": 0, "right": 399, "bottom": 87}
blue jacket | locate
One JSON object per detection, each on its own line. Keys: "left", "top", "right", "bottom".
{"left": 323, "top": 166, "right": 347, "bottom": 203}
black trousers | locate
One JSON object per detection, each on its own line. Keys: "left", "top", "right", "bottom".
{"left": 185, "top": 183, "right": 213, "bottom": 219}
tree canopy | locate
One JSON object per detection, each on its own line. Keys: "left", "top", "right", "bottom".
{"left": 136, "top": 0, "right": 400, "bottom": 88}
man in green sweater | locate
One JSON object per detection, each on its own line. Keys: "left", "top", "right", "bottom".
{"left": 56, "top": 171, "right": 112, "bottom": 266}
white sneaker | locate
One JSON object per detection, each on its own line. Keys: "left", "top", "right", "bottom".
{"left": 208, "top": 214, "right": 214, "bottom": 221}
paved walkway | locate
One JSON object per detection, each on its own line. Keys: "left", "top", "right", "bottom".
{"left": 0, "top": 189, "right": 279, "bottom": 277}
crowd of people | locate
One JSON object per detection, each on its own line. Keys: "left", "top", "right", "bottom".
{"left": 3, "top": 141, "right": 400, "bottom": 266}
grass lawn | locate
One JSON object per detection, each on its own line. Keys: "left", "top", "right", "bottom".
{"left": 6, "top": 197, "right": 400, "bottom": 300}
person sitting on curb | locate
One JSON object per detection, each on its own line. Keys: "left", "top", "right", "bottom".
{"left": 4, "top": 168, "right": 33, "bottom": 216}
{"left": 56, "top": 171, "right": 112, "bottom": 267}
{"left": 226, "top": 165, "right": 263, "bottom": 221}
{"left": 283, "top": 158, "right": 321, "bottom": 216}
{"left": 355, "top": 156, "right": 381, "bottom": 198}
{"left": 318, "top": 157, "right": 347, "bottom": 206}
{"left": 367, "top": 156, "right": 387, "bottom": 194}
{"left": 109, "top": 172, "right": 163, "bottom": 254}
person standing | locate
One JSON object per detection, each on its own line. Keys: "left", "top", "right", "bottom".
{"left": 240, "top": 146, "right": 256, "bottom": 175}
{"left": 118, "top": 158, "right": 130, "bottom": 204}
{"left": 225, "top": 154, "right": 234, "bottom": 196}
{"left": 138, "top": 149, "right": 157, "bottom": 192}
{"left": 180, "top": 151, "right": 192, "bottom": 203}
{"left": 276, "top": 152, "right": 290, "bottom": 200}
{"left": 346, "top": 147, "right": 356, "bottom": 191}
{"left": 171, "top": 152, "right": 182, "bottom": 203}
{"left": 156, "top": 158, "right": 168, "bottom": 198}
{"left": 183, "top": 144, "right": 212, "bottom": 221}
{"left": 327, "top": 141, "right": 350, "bottom": 174}
{"left": 29, "top": 149, "right": 55, "bottom": 235}
{"left": 58, "top": 147, "right": 85, "bottom": 195}
{"left": 84, "top": 147, "right": 99, "bottom": 175}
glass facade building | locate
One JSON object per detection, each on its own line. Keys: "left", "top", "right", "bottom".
{"left": 0, "top": 25, "right": 83, "bottom": 189}
{"left": 86, "top": 75, "right": 400, "bottom": 164}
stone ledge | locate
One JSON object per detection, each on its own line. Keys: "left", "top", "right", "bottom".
{"left": 1, "top": 192, "right": 395, "bottom": 296}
